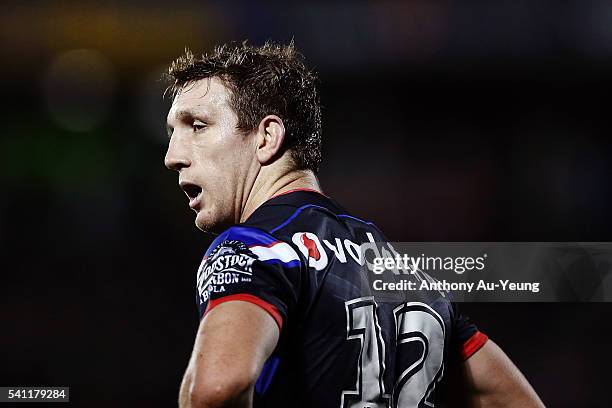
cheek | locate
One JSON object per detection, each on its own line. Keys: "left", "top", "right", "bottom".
{"left": 196, "top": 152, "right": 237, "bottom": 199}
{"left": 192, "top": 142, "right": 225, "bottom": 178}
{"left": 195, "top": 131, "right": 254, "bottom": 188}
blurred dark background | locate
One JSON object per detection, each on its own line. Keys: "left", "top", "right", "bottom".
{"left": 1, "top": 1, "right": 612, "bottom": 406}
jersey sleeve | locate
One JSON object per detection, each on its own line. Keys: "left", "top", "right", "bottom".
{"left": 195, "top": 226, "right": 302, "bottom": 330}
{"left": 451, "top": 302, "right": 489, "bottom": 361}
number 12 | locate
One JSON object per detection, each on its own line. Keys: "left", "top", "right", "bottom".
{"left": 341, "top": 298, "right": 446, "bottom": 408}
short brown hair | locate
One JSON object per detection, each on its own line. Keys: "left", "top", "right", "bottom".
{"left": 165, "top": 41, "right": 322, "bottom": 172}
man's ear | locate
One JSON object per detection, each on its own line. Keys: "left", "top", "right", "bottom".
{"left": 255, "top": 115, "right": 285, "bottom": 165}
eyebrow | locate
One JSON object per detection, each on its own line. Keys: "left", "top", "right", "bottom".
{"left": 166, "top": 108, "right": 211, "bottom": 137}
{"left": 170, "top": 108, "right": 211, "bottom": 123}
{"left": 175, "top": 109, "right": 195, "bottom": 119}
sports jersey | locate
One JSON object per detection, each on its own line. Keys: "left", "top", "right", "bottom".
{"left": 195, "top": 189, "right": 488, "bottom": 407}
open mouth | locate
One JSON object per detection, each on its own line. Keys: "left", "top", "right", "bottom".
{"left": 179, "top": 182, "right": 203, "bottom": 208}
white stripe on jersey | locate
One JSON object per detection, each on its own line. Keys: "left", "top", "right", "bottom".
{"left": 250, "top": 242, "right": 300, "bottom": 264}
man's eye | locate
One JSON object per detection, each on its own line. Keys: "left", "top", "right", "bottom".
{"left": 192, "top": 120, "right": 207, "bottom": 132}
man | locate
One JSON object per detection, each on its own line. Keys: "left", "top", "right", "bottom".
{"left": 164, "top": 42, "right": 544, "bottom": 408}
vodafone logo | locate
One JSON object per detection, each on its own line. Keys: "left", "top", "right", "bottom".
{"left": 302, "top": 234, "right": 321, "bottom": 260}
{"left": 292, "top": 232, "right": 328, "bottom": 270}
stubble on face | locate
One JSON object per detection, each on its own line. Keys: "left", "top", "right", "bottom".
{"left": 166, "top": 78, "right": 257, "bottom": 233}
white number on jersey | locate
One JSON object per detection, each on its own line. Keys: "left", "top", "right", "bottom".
{"left": 341, "top": 298, "right": 445, "bottom": 408}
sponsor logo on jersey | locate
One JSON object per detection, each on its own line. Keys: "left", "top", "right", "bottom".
{"left": 292, "top": 231, "right": 402, "bottom": 271}
{"left": 302, "top": 234, "right": 321, "bottom": 260}
{"left": 197, "top": 240, "right": 257, "bottom": 303}
{"left": 292, "top": 232, "right": 329, "bottom": 270}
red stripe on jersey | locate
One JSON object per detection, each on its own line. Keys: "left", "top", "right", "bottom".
{"left": 461, "top": 331, "right": 489, "bottom": 360}
{"left": 271, "top": 188, "right": 327, "bottom": 199}
{"left": 205, "top": 294, "right": 283, "bottom": 330}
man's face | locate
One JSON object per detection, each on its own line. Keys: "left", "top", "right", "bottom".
{"left": 165, "top": 77, "right": 257, "bottom": 232}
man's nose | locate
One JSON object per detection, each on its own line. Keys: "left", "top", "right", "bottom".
{"left": 164, "top": 135, "right": 191, "bottom": 171}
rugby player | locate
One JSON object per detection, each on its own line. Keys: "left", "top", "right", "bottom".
{"left": 164, "top": 42, "right": 544, "bottom": 408}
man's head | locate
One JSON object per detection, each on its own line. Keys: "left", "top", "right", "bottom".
{"left": 164, "top": 42, "right": 321, "bottom": 232}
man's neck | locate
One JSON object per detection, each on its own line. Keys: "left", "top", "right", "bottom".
{"left": 240, "top": 169, "right": 321, "bottom": 223}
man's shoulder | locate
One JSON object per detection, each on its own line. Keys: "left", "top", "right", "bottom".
{"left": 242, "top": 189, "right": 348, "bottom": 235}
{"left": 203, "top": 190, "right": 388, "bottom": 277}
{"left": 204, "top": 225, "right": 301, "bottom": 267}
{"left": 202, "top": 190, "right": 351, "bottom": 270}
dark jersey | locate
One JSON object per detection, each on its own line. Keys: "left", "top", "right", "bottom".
{"left": 195, "top": 190, "right": 487, "bottom": 408}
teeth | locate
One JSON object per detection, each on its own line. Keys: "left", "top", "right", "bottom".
{"left": 182, "top": 184, "right": 202, "bottom": 200}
